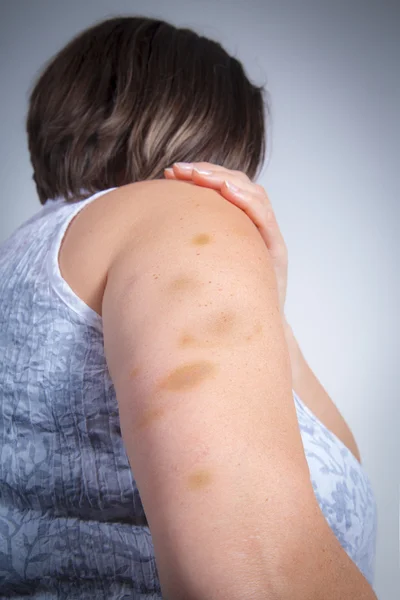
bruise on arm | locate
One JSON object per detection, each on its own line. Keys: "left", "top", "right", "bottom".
{"left": 126, "top": 229, "right": 264, "bottom": 492}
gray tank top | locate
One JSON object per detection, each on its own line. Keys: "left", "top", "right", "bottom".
{"left": 0, "top": 188, "right": 377, "bottom": 598}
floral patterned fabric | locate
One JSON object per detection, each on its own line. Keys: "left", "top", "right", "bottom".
{"left": 293, "top": 390, "right": 377, "bottom": 584}
{"left": 0, "top": 189, "right": 377, "bottom": 598}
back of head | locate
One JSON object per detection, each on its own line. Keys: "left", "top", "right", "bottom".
{"left": 27, "top": 15, "right": 269, "bottom": 205}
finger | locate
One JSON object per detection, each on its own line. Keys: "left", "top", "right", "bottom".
{"left": 223, "top": 182, "right": 287, "bottom": 263}
{"left": 169, "top": 163, "right": 194, "bottom": 180}
{"left": 164, "top": 168, "right": 177, "bottom": 179}
{"left": 165, "top": 165, "right": 283, "bottom": 254}
{"left": 166, "top": 165, "right": 279, "bottom": 243}
{"left": 219, "top": 182, "right": 282, "bottom": 253}
{"left": 164, "top": 166, "right": 258, "bottom": 201}
{"left": 192, "top": 172, "right": 253, "bottom": 194}
{"left": 164, "top": 167, "right": 256, "bottom": 201}
{"left": 172, "top": 162, "right": 251, "bottom": 183}
{"left": 187, "top": 167, "right": 260, "bottom": 197}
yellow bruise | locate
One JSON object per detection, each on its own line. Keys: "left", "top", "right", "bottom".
{"left": 127, "top": 231, "right": 262, "bottom": 491}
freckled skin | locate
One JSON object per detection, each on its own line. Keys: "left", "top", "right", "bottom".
{"left": 179, "top": 319, "right": 263, "bottom": 348}
{"left": 207, "top": 310, "right": 236, "bottom": 337}
{"left": 167, "top": 276, "right": 198, "bottom": 294}
{"left": 245, "top": 322, "right": 263, "bottom": 342}
{"left": 178, "top": 311, "right": 236, "bottom": 348}
{"left": 126, "top": 235, "right": 268, "bottom": 499}
{"left": 167, "top": 230, "right": 213, "bottom": 293}
{"left": 129, "top": 225, "right": 264, "bottom": 434}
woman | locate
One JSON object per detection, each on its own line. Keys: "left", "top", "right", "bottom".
{"left": 0, "top": 15, "right": 377, "bottom": 599}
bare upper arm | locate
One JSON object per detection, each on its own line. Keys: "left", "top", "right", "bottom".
{"left": 101, "top": 180, "right": 330, "bottom": 598}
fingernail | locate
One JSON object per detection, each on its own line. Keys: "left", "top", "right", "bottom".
{"left": 164, "top": 168, "right": 174, "bottom": 175}
{"left": 225, "top": 180, "right": 239, "bottom": 192}
{"left": 193, "top": 167, "right": 213, "bottom": 176}
{"left": 174, "top": 162, "right": 193, "bottom": 171}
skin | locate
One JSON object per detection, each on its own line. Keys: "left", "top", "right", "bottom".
{"left": 97, "top": 166, "right": 374, "bottom": 598}
{"left": 165, "top": 162, "right": 288, "bottom": 318}
{"left": 164, "top": 161, "right": 362, "bottom": 464}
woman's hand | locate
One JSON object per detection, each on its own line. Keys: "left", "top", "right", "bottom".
{"left": 164, "top": 162, "right": 288, "bottom": 317}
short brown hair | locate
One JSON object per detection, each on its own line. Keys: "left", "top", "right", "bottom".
{"left": 27, "top": 16, "right": 269, "bottom": 205}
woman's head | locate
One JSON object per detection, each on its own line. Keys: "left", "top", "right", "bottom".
{"left": 27, "top": 16, "right": 269, "bottom": 205}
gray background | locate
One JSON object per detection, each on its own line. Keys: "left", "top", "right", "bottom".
{"left": 1, "top": 0, "right": 399, "bottom": 597}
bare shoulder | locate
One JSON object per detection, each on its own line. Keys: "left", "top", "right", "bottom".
{"left": 104, "top": 176, "right": 275, "bottom": 299}
{"left": 111, "top": 178, "right": 267, "bottom": 257}
{"left": 59, "top": 179, "right": 266, "bottom": 317}
{"left": 112, "top": 178, "right": 257, "bottom": 236}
